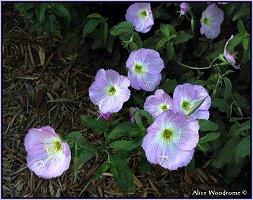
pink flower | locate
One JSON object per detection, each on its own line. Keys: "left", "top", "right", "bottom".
{"left": 25, "top": 126, "right": 71, "bottom": 179}
{"left": 126, "top": 3, "right": 154, "bottom": 33}
{"left": 180, "top": 3, "right": 190, "bottom": 16}
{"left": 200, "top": 3, "right": 224, "bottom": 39}
{"left": 89, "top": 69, "right": 131, "bottom": 113}
{"left": 224, "top": 35, "right": 241, "bottom": 69}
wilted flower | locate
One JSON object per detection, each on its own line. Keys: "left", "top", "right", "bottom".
{"left": 98, "top": 111, "right": 112, "bottom": 120}
{"left": 224, "top": 35, "right": 241, "bottom": 69}
{"left": 89, "top": 69, "right": 131, "bottom": 113}
{"left": 126, "top": 48, "right": 164, "bottom": 92}
{"left": 130, "top": 107, "right": 139, "bottom": 123}
{"left": 172, "top": 83, "right": 211, "bottom": 120}
{"left": 142, "top": 110, "right": 199, "bottom": 170}
{"left": 144, "top": 89, "right": 173, "bottom": 118}
{"left": 200, "top": 3, "right": 224, "bottom": 39}
{"left": 24, "top": 126, "right": 71, "bottom": 179}
{"left": 125, "top": 3, "right": 154, "bottom": 33}
{"left": 180, "top": 3, "right": 190, "bottom": 16}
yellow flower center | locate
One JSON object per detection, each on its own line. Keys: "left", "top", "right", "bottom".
{"left": 44, "top": 140, "right": 62, "bottom": 157}
{"left": 54, "top": 140, "right": 62, "bottom": 151}
{"left": 140, "top": 10, "right": 148, "bottom": 18}
{"left": 182, "top": 100, "right": 190, "bottom": 111}
{"left": 107, "top": 86, "right": 117, "bottom": 96}
{"left": 161, "top": 104, "right": 169, "bottom": 112}
{"left": 203, "top": 17, "right": 211, "bottom": 25}
{"left": 134, "top": 64, "right": 144, "bottom": 74}
{"left": 162, "top": 128, "right": 174, "bottom": 141}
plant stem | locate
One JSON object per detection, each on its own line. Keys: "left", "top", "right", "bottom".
{"left": 174, "top": 57, "right": 229, "bottom": 70}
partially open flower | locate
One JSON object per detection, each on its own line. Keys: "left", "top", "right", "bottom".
{"left": 24, "top": 126, "right": 71, "bottom": 179}
{"left": 89, "top": 69, "right": 131, "bottom": 113}
{"left": 130, "top": 107, "right": 139, "bottom": 123}
{"left": 224, "top": 35, "right": 241, "bottom": 69}
{"left": 172, "top": 83, "right": 211, "bottom": 120}
{"left": 144, "top": 89, "right": 173, "bottom": 118}
{"left": 200, "top": 3, "right": 224, "bottom": 39}
{"left": 125, "top": 3, "right": 154, "bottom": 33}
{"left": 180, "top": 3, "right": 190, "bottom": 16}
{"left": 142, "top": 110, "right": 199, "bottom": 170}
{"left": 98, "top": 111, "right": 112, "bottom": 121}
{"left": 126, "top": 48, "right": 164, "bottom": 92}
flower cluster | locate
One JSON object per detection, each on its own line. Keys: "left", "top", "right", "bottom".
{"left": 88, "top": 48, "right": 164, "bottom": 118}
{"left": 142, "top": 83, "right": 211, "bottom": 170}
{"left": 24, "top": 2, "right": 227, "bottom": 179}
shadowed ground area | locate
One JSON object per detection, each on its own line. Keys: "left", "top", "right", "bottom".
{"left": 2, "top": 5, "right": 232, "bottom": 198}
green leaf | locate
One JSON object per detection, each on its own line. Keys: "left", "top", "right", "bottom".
{"left": 109, "top": 154, "right": 135, "bottom": 192}
{"left": 132, "top": 94, "right": 145, "bottom": 107}
{"left": 223, "top": 77, "right": 232, "bottom": 100}
{"left": 174, "top": 32, "right": 193, "bottom": 44}
{"left": 108, "top": 140, "right": 138, "bottom": 151}
{"left": 160, "top": 24, "right": 176, "bottom": 36}
{"left": 235, "top": 136, "right": 250, "bottom": 161}
{"left": 226, "top": 3, "right": 235, "bottom": 15}
{"left": 77, "top": 142, "right": 97, "bottom": 164}
{"left": 49, "top": 14, "right": 57, "bottom": 34}
{"left": 226, "top": 160, "right": 245, "bottom": 179}
{"left": 242, "top": 36, "right": 249, "bottom": 50}
{"left": 237, "top": 20, "right": 245, "bottom": 33}
{"left": 199, "top": 132, "right": 220, "bottom": 143}
{"left": 212, "top": 137, "right": 241, "bottom": 168}
{"left": 197, "top": 142, "right": 211, "bottom": 153}
{"left": 186, "top": 96, "right": 208, "bottom": 116}
{"left": 136, "top": 110, "right": 154, "bottom": 125}
{"left": 160, "top": 23, "right": 170, "bottom": 36}
{"left": 199, "top": 120, "right": 219, "bottom": 132}
{"left": 227, "top": 32, "right": 246, "bottom": 51}
{"left": 73, "top": 142, "right": 97, "bottom": 179}
{"left": 51, "top": 3, "right": 71, "bottom": 24}
{"left": 228, "top": 120, "right": 251, "bottom": 137}
{"left": 167, "top": 41, "right": 174, "bottom": 60}
{"left": 80, "top": 115, "right": 108, "bottom": 133}
{"left": 64, "top": 131, "right": 83, "bottom": 142}
{"left": 108, "top": 121, "right": 141, "bottom": 140}
{"left": 110, "top": 21, "right": 134, "bottom": 36}
{"left": 155, "top": 38, "right": 168, "bottom": 50}
{"left": 159, "top": 79, "right": 177, "bottom": 94}
{"left": 242, "top": 40, "right": 250, "bottom": 63}
{"left": 82, "top": 19, "right": 101, "bottom": 37}
{"left": 186, "top": 159, "right": 195, "bottom": 174}
{"left": 92, "top": 161, "right": 111, "bottom": 180}
{"left": 87, "top": 13, "right": 103, "bottom": 19}
{"left": 134, "top": 112, "right": 144, "bottom": 130}
{"left": 103, "top": 22, "right": 108, "bottom": 43}
{"left": 212, "top": 98, "right": 230, "bottom": 113}
{"left": 35, "top": 3, "right": 47, "bottom": 21}
{"left": 233, "top": 7, "right": 250, "bottom": 21}
{"left": 139, "top": 157, "right": 151, "bottom": 175}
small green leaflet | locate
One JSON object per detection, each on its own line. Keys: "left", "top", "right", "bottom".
{"left": 186, "top": 96, "right": 207, "bottom": 116}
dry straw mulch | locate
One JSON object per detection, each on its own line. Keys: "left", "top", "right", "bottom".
{"left": 2, "top": 5, "right": 228, "bottom": 198}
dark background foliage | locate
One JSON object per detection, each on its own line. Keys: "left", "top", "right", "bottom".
{"left": 2, "top": 2, "right": 251, "bottom": 198}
